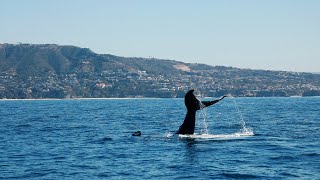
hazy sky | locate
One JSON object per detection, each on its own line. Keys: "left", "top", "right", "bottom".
{"left": 1, "top": 0, "right": 319, "bottom": 72}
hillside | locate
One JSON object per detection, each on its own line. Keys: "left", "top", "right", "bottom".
{"left": 0, "top": 44, "right": 183, "bottom": 76}
{"left": 1, "top": 43, "right": 320, "bottom": 98}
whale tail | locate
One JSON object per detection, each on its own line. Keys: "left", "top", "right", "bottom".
{"left": 176, "top": 90, "right": 223, "bottom": 135}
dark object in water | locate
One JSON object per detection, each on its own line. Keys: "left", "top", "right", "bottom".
{"left": 176, "top": 89, "right": 226, "bottom": 135}
{"left": 132, "top": 131, "right": 141, "bottom": 136}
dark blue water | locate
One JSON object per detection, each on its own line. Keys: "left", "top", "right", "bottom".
{"left": 1, "top": 97, "right": 319, "bottom": 179}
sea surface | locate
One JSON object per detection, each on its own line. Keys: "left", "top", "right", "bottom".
{"left": 0, "top": 97, "right": 319, "bottom": 179}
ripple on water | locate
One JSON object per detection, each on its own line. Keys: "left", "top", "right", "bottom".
{"left": 0, "top": 98, "right": 319, "bottom": 179}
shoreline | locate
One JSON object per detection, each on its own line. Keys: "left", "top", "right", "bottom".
{"left": 0, "top": 96, "right": 319, "bottom": 101}
{"left": 0, "top": 97, "right": 165, "bottom": 101}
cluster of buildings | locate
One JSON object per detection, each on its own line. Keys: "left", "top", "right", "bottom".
{"left": 1, "top": 65, "right": 320, "bottom": 99}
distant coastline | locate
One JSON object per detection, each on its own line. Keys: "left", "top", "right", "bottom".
{"left": 1, "top": 43, "right": 320, "bottom": 99}
{"left": 0, "top": 97, "right": 162, "bottom": 101}
{"left": 2, "top": 96, "right": 320, "bottom": 101}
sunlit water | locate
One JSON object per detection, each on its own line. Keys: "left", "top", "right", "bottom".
{"left": 0, "top": 97, "right": 319, "bottom": 179}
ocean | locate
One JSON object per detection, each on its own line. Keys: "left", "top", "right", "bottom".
{"left": 0, "top": 97, "right": 319, "bottom": 179}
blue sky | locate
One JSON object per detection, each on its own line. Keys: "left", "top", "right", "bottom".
{"left": 1, "top": 0, "right": 319, "bottom": 72}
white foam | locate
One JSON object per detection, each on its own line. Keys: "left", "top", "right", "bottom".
{"left": 164, "top": 132, "right": 175, "bottom": 138}
{"left": 178, "top": 130, "right": 254, "bottom": 140}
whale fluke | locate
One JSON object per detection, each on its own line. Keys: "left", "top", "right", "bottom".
{"left": 176, "top": 90, "right": 225, "bottom": 135}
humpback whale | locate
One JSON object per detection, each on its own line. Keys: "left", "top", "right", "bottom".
{"left": 176, "top": 90, "right": 226, "bottom": 135}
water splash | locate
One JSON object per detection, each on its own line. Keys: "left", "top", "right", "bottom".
{"left": 195, "top": 96, "right": 253, "bottom": 136}
{"left": 231, "top": 96, "right": 254, "bottom": 135}
{"left": 164, "top": 132, "right": 174, "bottom": 138}
{"left": 198, "top": 101, "right": 209, "bottom": 134}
